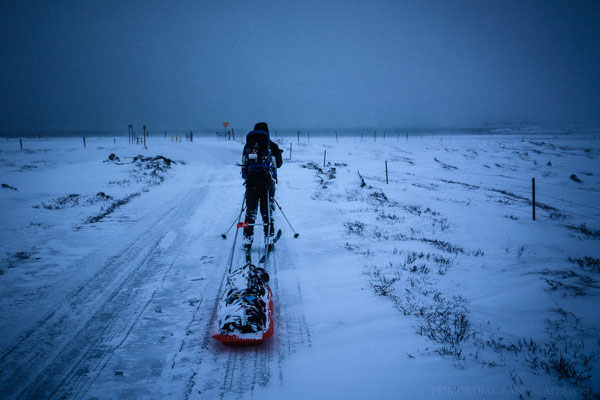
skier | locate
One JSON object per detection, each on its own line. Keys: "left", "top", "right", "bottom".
{"left": 241, "top": 122, "right": 283, "bottom": 250}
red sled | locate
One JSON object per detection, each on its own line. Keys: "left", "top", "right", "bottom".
{"left": 212, "top": 287, "right": 274, "bottom": 346}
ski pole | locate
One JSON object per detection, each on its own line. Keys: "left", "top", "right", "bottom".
{"left": 273, "top": 198, "right": 299, "bottom": 238}
{"left": 221, "top": 197, "right": 246, "bottom": 239}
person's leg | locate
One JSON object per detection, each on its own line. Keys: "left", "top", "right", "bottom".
{"left": 269, "top": 184, "right": 275, "bottom": 233}
{"left": 244, "top": 188, "right": 258, "bottom": 238}
{"left": 258, "top": 188, "right": 272, "bottom": 237}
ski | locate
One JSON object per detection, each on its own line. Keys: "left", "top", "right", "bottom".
{"left": 272, "top": 229, "right": 282, "bottom": 245}
{"left": 243, "top": 243, "right": 252, "bottom": 263}
{"left": 259, "top": 229, "right": 282, "bottom": 264}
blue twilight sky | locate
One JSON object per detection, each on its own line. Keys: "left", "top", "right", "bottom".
{"left": 1, "top": 0, "right": 599, "bottom": 132}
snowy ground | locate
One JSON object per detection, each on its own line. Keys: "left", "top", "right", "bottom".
{"left": 0, "top": 132, "right": 599, "bottom": 399}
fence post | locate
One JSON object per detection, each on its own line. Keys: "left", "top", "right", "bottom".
{"left": 385, "top": 160, "right": 388, "bottom": 184}
{"left": 83, "top": 137, "right": 86, "bottom": 148}
{"left": 335, "top": 131, "right": 338, "bottom": 143}
{"left": 323, "top": 150, "right": 327, "bottom": 167}
{"left": 297, "top": 130, "right": 300, "bottom": 142}
{"left": 289, "top": 142, "right": 292, "bottom": 160}
{"left": 143, "top": 125, "right": 147, "bottom": 149}
{"left": 190, "top": 130, "right": 193, "bottom": 143}
{"left": 20, "top": 138, "right": 23, "bottom": 150}
{"left": 232, "top": 128, "right": 234, "bottom": 141}
{"left": 532, "top": 178, "right": 535, "bottom": 221}
{"left": 373, "top": 130, "right": 376, "bottom": 142}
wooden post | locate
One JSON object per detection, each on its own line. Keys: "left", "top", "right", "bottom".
{"left": 289, "top": 142, "right": 292, "bottom": 160}
{"left": 190, "top": 130, "right": 193, "bottom": 143}
{"left": 20, "top": 138, "right": 23, "bottom": 150}
{"left": 143, "top": 125, "right": 147, "bottom": 149}
{"left": 128, "top": 125, "right": 133, "bottom": 144}
{"left": 532, "top": 178, "right": 535, "bottom": 221}
{"left": 323, "top": 150, "right": 327, "bottom": 167}
{"left": 335, "top": 131, "right": 338, "bottom": 143}
{"left": 113, "top": 138, "right": 116, "bottom": 144}
{"left": 83, "top": 137, "right": 86, "bottom": 148}
{"left": 373, "top": 130, "right": 376, "bottom": 142}
{"left": 385, "top": 160, "right": 388, "bottom": 184}
{"left": 297, "top": 130, "right": 300, "bottom": 142}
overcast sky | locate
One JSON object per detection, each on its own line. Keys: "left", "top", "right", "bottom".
{"left": 1, "top": 0, "right": 599, "bottom": 132}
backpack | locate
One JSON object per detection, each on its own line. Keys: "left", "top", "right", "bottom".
{"left": 243, "top": 129, "right": 273, "bottom": 186}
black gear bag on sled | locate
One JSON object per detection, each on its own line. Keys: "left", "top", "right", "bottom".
{"left": 212, "top": 263, "right": 274, "bottom": 345}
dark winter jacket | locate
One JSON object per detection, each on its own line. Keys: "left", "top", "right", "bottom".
{"left": 270, "top": 141, "right": 283, "bottom": 168}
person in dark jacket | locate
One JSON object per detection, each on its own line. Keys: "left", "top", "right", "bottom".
{"left": 241, "top": 122, "right": 282, "bottom": 248}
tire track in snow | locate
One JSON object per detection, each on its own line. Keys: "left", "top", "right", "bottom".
{"left": 32, "top": 185, "right": 206, "bottom": 400}
{"left": 270, "top": 243, "right": 312, "bottom": 377}
{"left": 47, "top": 229, "right": 194, "bottom": 400}
{"left": 0, "top": 177, "right": 213, "bottom": 399}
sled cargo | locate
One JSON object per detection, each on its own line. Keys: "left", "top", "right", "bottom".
{"left": 212, "top": 264, "right": 274, "bottom": 345}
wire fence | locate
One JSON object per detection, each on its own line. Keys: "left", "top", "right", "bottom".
{"left": 371, "top": 165, "right": 600, "bottom": 225}
{"left": 298, "top": 139, "right": 600, "bottom": 225}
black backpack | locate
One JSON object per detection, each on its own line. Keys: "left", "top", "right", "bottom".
{"left": 243, "top": 130, "right": 272, "bottom": 186}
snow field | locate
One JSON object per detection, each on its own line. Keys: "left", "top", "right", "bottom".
{"left": 257, "top": 134, "right": 599, "bottom": 399}
{"left": 0, "top": 133, "right": 599, "bottom": 399}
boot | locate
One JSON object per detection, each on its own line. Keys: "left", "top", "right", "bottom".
{"left": 265, "top": 232, "right": 275, "bottom": 250}
{"left": 242, "top": 234, "right": 253, "bottom": 250}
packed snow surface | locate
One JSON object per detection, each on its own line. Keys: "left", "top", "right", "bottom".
{"left": 0, "top": 132, "right": 599, "bottom": 399}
